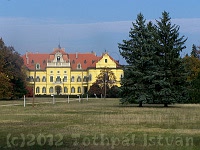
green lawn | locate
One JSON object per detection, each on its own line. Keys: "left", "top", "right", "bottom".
{"left": 0, "top": 98, "right": 199, "bottom": 150}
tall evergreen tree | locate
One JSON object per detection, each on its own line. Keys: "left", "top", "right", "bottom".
{"left": 154, "top": 11, "right": 188, "bottom": 106}
{"left": 190, "top": 44, "right": 199, "bottom": 58}
{"left": 119, "top": 12, "right": 188, "bottom": 107}
{"left": 119, "top": 13, "right": 156, "bottom": 106}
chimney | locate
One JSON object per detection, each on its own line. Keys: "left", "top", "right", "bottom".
{"left": 26, "top": 51, "right": 29, "bottom": 64}
{"left": 91, "top": 51, "right": 96, "bottom": 56}
{"left": 76, "top": 52, "right": 78, "bottom": 59}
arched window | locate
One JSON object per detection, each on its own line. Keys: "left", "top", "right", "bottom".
{"left": 77, "top": 63, "right": 81, "bottom": 69}
{"left": 30, "top": 76, "right": 34, "bottom": 82}
{"left": 42, "top": 87, "right": 46, "bottom": 93}
{"left": 56, "top": 76, "right": 61, "bottom": 82}
{"left": 57, "top": 56, "right": 60, "bottom": 62}
{"left": 71, "top": 87, "right": 75, "bottom": 93}
{"left": 64, "top": 87, "right": 68, "bottom": 93}
{"left": 36, "top": 63, "right": 40, "bottom": 70}
{"left": 36, "top": 76, "right": 40, "bottom": 82}
{"left": 83, "top": 76, "right": 88, "bottom": 82}
{"left": 49, "top": 87, "right": 53, "bottom": 93}
{"left": 63, "top": 76, "right": 67, "bottom": 82}
{"left": 36, "top": 87, "right": 40, "bottom": 93}
{"left": 71, "top": 76, "right": 75, "bottom": 82}
{"left": 42, "top": 76, "right": 46, "bottom": 82}
{"left": 77, "top": 76, "right": 81, "bottom": 82}
{"left": 77, "top": 87, "right": 81, "bottom": 93}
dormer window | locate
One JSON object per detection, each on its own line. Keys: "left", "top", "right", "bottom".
{"left": 77, "top": 63, "right": 81, "bottom": 69}
{"left": 57, "top": 56, "right": 60, "bottom": 62}
{"left": 84, "top": 60, "right": 87, "bottom": 64}
{"left": 36, "top": 63, "right": 40, "bottom": 70}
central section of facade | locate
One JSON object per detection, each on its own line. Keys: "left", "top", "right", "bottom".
{"left": 22, "top": 47, "right": 123, "bottom": 96}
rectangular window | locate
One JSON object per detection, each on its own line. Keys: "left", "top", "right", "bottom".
{"left": 105, "top": 59, "right": 107, "bottom": 63}
{"left": 56, "top": 76, "right": 61, "bottom": 82}
{"left": 50, "top": 76, "right": 53, "bottom": 82}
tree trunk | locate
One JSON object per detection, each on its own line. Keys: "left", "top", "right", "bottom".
{"left": 139, "top": 101, "right": 143, "bottom": 107}
{"left": 164, "top": 103, "right": 168, "bottom": 107}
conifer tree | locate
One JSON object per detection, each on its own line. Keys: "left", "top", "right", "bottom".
{"left": 153, "top": 11, "right": 188, "bottom": 106}
{"left": 119, "top": 13, "right": 156, "bottom": 106}
{"left": 191, "top": 44, "right": 199, "bottom": 58}
{"left": 119, "top": 12, "right": 188, "bottom": 107}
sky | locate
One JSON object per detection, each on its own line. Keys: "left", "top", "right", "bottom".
{"left": 1, "top": 0, "right": 200, "bottom": 65}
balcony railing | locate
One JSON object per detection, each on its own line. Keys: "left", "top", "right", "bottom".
{"left": 54, "top": 81, "right": 62, "bottom": 84}
{"left": 47, "top": 62, "right": 70, "bottom": 67}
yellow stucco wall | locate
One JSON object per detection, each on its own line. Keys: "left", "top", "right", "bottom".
{"left": 27, "top": 54, "right": 123, "bottom": 95}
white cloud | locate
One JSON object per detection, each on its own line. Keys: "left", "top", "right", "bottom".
{"left": 172, "top": 18, "right": 200, "bottom": 33}
{"left": 1, "top": 17, "right": 200, "bottom": 35}
{"left": 0, "top": 17, "right": 200, "bottom": 64}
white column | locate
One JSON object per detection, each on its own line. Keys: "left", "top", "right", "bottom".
{"left": 24, "top": 95, "right": 26, "bottom": 107}
{"left": 68, "top": 95, "right": 69, "bottom": 103}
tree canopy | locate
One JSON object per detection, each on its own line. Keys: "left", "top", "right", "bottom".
{"left": 88, "top": 69, "right": 118, "bottom": 98}
{"left": 0, "top": 38, "right": 27, "bottom": 99}
{"left": 183, "top": 45, "right": 200, "bottom": 103}
{"left": 119, "top": 11, "right": 188, "bottom": 107}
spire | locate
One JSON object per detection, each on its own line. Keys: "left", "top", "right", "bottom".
{"left": 58, "top": 43, "right": 61, "bottom": 49}
{"left": 58, "top": 39, "right": 61, "bottom": 49}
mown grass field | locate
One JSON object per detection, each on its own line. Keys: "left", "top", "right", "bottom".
{"left": 0, "top": 97, "right": 199, "bottom": 150}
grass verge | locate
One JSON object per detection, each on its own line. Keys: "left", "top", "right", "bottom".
{"left": 0, "top": 98, "right": 199, "bottom": 149}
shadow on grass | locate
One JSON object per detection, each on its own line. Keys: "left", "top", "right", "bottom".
{"left": 117, "top": 103, "right": 183, "bottom": 108}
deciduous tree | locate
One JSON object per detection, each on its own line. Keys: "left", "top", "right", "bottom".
{"left": 88, "top": 69, "right": 117, "bottom": 98}
{"left": 0, "top": 38, "right": 27, "bottom": 99}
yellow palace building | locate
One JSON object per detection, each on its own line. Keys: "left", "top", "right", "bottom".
{"left": 22, "top": 47, "right": 124, "bottom": 96}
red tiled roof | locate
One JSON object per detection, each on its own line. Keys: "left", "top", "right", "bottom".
{"left": 97, "top": 53, "right": 121, "bottom": 67}
{"left": 49, "top": 48, "right": 69, "bottom": 61}
{"left": 22, "top": 53, "right": 49, "bottom": 70}
{"left": 68, "top": 53, "right": 101, "bottom": 70}
{"left": 50, "top": 48, "right": 67, "bottom": 55}
{"left": 22, "top": 49, "right": 121, "bottom": 70}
